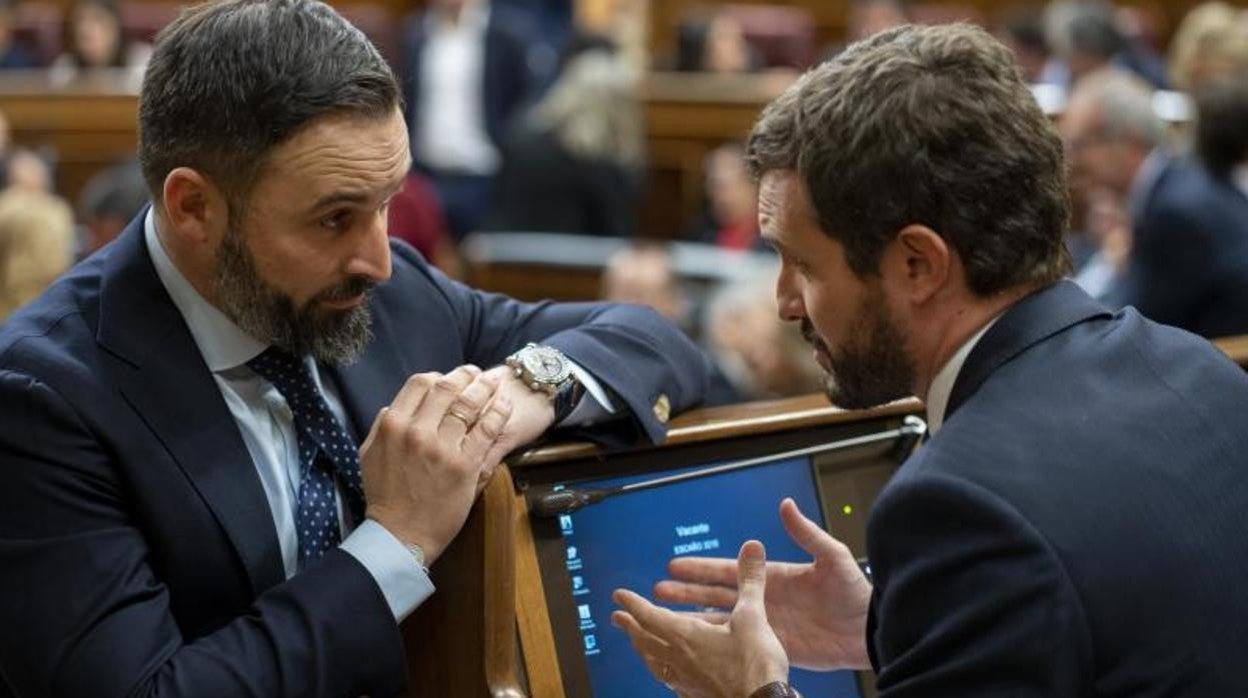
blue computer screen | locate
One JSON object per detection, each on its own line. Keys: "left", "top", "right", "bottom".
{"left": 555, "top": 456, "right": 862, "bottom": 698}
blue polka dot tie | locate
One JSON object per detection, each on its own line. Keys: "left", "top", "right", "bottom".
{"left": 248, "top": 347, "right": 366, "bottom": 568}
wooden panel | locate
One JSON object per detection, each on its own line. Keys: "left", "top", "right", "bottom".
{"left": 513, "top": 482, "right": 567, "bottom": 698}
{"left": 513, "top": 394, "right": 922, "bottom": 465}
{"left": 0, "top": 71, "right": 140, "bottom": 206}
{"left": 468, "top": 263, "right": 603, "bottom": 303}
{"left": 1214, "top": 334, "right": 1248, "bottom": 369}
{"left": 640, "top": 71, "right": 789, "bottom": 236}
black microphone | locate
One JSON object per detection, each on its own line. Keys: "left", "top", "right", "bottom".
{"left": 529, "top": 415, "right": 926, "bottom": 518}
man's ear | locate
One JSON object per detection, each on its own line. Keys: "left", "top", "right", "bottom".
{"left": 161, "top": 167, "right": 227, "bottom": 246}
{"left": 881, "top": 224, "right": 951, "bottom": 305}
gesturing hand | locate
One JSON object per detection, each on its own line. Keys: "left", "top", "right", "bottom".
{"left": 653, "top": 498, "right": 874, "bottom": 671}
{"left": 612, "top": 541, "right": 789, "bottom": 698}
{"left": 360, "top": 365, "right": 512, "bottom": 565}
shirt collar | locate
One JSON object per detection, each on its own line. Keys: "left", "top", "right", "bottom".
{"left": 1234, "top": 164, "right": 1248, "bottom": 200}
{"left": 144, "top": 207, "right": 267, "bottom": 373}
{"left": 924, "top": 315, "right": 1000, "bottom": 435}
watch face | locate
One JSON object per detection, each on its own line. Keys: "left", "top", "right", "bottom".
{"left": 522, "top": 346, "right": 569, "bottom": 383}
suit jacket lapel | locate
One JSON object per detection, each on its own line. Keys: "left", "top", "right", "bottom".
{"left": 96, "top": 216, "right": 286, "bottom": 595}
{"left": 945, "top": 281, "right": 1113, "bottom": 420}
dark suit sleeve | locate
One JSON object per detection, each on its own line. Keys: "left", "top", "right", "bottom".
{"left": 0, "top": 371, "right": 407, "bottom": 698}
{"left": 866, "top": 473, "right": 1093, "bottom": 696}
{"left": 395, "top": 244, "right": 711, "bottom": 443}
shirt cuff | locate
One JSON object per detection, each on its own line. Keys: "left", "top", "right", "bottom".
{"left": 562, "top": 360, "right": 617, "bottom": 426}
{"left": 340, "top": 518, "right": 435, "bottom": 622}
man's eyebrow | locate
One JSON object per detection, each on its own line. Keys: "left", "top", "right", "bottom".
{"left": 309, "top": 191, "right": 370, "bottom": 211}
{"left": 760, "top": 233, "right": 785, "bottom": 254}
{"left": 308, "top": 178, "right": 407, "bottom": 212}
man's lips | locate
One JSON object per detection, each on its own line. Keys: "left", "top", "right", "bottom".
{"left": 320, "top": 293, "right": 365, "bottom": 310}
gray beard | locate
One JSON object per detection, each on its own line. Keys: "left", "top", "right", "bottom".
{"left": 212, "top": 223, "right": 375, "bottom": 364}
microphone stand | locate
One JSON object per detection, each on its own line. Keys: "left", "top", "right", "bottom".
{"left": 529, "top": 415, "right": 926, "bottom": 518}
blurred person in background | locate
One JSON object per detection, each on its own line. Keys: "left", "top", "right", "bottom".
{"left": 847, "top": 0, "right": 908, "bottom": 42}
{"left": 1194, "top": 74, "right": 1248, "bottom": 199}
{"left": 50, "top": 0, "right": 152, "bottom": 80}
{"left": 485, "top": 36, "right": 641, "bottom": 236}
{"left": 601, "top": 243, "right": 688, "bottom": 327}
{"left": 0, "top": 0, "right": 36, "bottom": 69}
{"left": 674, "top": 7, "right": 760, "bottom": 73}
{"left": 998, "top": 5, "right": 1064, "bottom": 85}
{"left": 0, "top": 109, "right": 53, "bottom": 193}
{"left": 600, "top": 242, "right": 740, "bottom": 405}
{"left": 402, "top": 0, "right": 542, "bottom": 240}
{"left": 703, "top": 275, "right": 824, "bottom": 400}
{"left": 819, "top": 0, "right": 909, "bottom": 59}
{"left": 687, "top": 142, "right": 764, "bottom": 251}
{"left": 3, "top": 148, "right": 52, "bottom": 193}
{"left": 77, "top": 158, "right": 148, "bottom": 256}
{"left": 1168, "top": 2, "right": 1248, "bottom": 94}
{"left": 1045, "top": 1, "right": 1167, "bottom": 89}
{"left": 1065, "top": 68, "right": 1248, "bottom": 337}
{"left": 1059, "top": 69, "right": 1156, "bottom": 300}
{"left": 0, "top": 189, "right": 74, "bottom": 322}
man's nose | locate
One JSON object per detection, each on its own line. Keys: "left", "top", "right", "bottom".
{"left": 347, "top": 210, "right": 393, "bottom": 283}
{"left": 775, "top": 272, "right": 805, "bottom": 322}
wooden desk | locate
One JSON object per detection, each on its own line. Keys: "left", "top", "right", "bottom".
{"left": 0, "top": 71, "right": 140, "bottom": 205}
{"left": 1213, "top": 334, "right": 1248, "bottom": 369}
{"left": 639, "top": 71, "right": 790, "bottom": 237}
{"left": 401, "top": 394, "right": 922, "bottom": 696}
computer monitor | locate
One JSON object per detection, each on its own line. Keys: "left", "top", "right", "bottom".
{"left": 551, "top": 455, "right": 863, "bottom": 698}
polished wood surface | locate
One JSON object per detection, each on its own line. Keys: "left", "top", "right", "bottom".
{"left": 512, "top": 484, "right": 567, "bottom": 698}
{"left": 513, "top": 394, "right": 923, "bottom": 466}
{"left": 0, "top": 71, "right": 140, "bottom": 206}
{"left": 640, "top": 71, "right": 789, "bottom": 236}
{"left": 1213, "top": 334, "right": 1248, "bottom": 369}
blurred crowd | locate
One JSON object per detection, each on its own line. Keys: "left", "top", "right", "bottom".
{"left": 2, "top": 0, "right": 1248, "bottom": 404}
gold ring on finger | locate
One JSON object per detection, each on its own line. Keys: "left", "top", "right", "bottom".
{"left": 447, "top": 407, "right": 475, "bottom": 426}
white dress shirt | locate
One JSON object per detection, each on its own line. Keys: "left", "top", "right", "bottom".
{"left": 924, "top": 316, "right": 1000, "bottom": 436}
{"left": 144, "top": 210, "right": 433, "bottom": 620}
{"left": 415, "top": 3, "right": 500, "bottom": 174}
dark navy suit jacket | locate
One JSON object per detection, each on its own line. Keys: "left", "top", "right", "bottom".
{"left": 1120, "top": 157, "right": 1248, "bottom": 338}
{"left": 866, "top": 281, "right": 1248, "bottom": 696}
{"left": 0, "top": 214, "right": 710, "bottom": 697}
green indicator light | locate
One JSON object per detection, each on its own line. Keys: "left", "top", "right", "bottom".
{"left": 842, "top": 504, "right": 853, "bottom": 516}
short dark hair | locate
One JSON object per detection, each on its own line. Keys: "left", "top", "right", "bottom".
{"left": 746, "top": 23, "right": 1071, "bottom": 296}
{"left": 138, "top": 0, "right": 401, "bottom": 208}
{"left": 1195, "top": 75, "right": 1248, "bottom": 178}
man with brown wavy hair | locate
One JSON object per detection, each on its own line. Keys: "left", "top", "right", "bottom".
{"left": 613, "top": 23, "right": 1248, "bottom": 698}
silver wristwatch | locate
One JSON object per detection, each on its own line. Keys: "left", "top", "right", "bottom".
{"left": 505, "top": 343, "right": 574, "bottom": 395}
